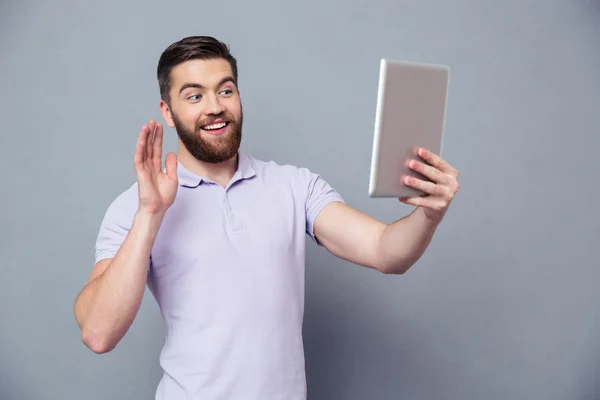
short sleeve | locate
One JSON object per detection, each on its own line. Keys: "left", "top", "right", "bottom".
{"left": 303, "top": 170, "right": 345, "bottom": 245}
{"left": 95, "top": 184, "right": 139, "bottom": 264}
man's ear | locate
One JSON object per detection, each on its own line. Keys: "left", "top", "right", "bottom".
{"left": 159, "top": 99, "right": 175, "bottom": 128}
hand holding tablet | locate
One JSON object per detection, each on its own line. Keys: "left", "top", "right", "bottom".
{"left": 368, "top": 59, "right": 459, "bottom": 221}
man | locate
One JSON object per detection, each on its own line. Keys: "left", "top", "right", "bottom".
{"left": 74, "top": 36, "right": 459, "bottom": 399}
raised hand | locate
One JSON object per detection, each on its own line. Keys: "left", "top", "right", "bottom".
{"left": 399, "top": 148, "right": 459, "bottom": 223}
{"left": 134, "top": 120, "right": 178, "bottom": 216}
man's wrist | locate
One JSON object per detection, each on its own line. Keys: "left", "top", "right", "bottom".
{"left": 415, "top": 206, "right": 444, "bottom": 228}
{"left": 134, "top": 208, "right": 166, "bottom": 232}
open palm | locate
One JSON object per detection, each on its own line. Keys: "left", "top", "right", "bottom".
{"left": 134, "top": 120, "right": 178, "bottom": 216}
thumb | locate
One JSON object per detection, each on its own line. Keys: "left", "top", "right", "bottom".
{"left": 165, "top": 152, "right": 178, "bottom": 181}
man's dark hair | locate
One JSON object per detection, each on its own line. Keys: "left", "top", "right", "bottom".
{"left": 157, "top": 36, "right": 238, "bottom": 105}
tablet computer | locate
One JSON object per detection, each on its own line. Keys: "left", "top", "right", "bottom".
{"left": 368, "top": 59, "right": 450, "bottom": 198}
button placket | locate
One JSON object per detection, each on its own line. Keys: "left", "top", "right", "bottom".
{"left": 222, "top": 190, "right": 242, "bottom": 232}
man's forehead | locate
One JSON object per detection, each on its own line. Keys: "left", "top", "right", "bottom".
{"left": 171, "top": 59, "right": 234, "bottom": 87}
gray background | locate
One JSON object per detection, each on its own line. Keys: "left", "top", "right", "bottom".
{"left": 1, "top": 0, "right": 599, "bottom": 399}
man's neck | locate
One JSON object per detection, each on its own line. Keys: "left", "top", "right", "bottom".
{"left": 177, "top": 145, "right": 239, "bottom": 188}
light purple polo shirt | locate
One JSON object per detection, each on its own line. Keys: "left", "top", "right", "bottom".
{"left": 94, "top": 151, "right": 344, "bottom": 400}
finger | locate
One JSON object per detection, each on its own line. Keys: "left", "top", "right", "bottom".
{"left": 407, "top": 159, "right": 448, "bottom": 184}
{"left": 416, "top": 148, "right": 458, "bottom": 177}
{"left": 399, "top": 195, "right": 444, "bottom": 209}
{"left": 146, "top": 120, "right": 156, "bottom": 161}
{"left": 135, "top": 126, "right": 148, "bottom": 168}
{"left": 164, "top": 152, "right": 178, "bottom": 181}
{"left": 403, "top": 175, "right": 447, "bottom": 197}
{"left": 153, "top": 123, "right": 164, "bottom": 171}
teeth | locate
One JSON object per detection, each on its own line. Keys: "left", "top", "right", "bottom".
{"left": 203, "top": 122, "right": 226, "bottom": 130}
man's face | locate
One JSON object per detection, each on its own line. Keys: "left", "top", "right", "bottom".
{"left": 161, "top": 58, "right": 243, "bottom": 164}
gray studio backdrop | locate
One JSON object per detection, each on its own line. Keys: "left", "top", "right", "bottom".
{"left": 1, "top": 0, "right": 599, "bottom": 399}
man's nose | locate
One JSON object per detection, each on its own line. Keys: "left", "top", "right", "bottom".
{"left": 206, "top": 95, "right": 225, "bottom": 115}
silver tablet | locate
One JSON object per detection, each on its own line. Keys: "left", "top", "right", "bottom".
{"left": 368, "top": 59, "right": 450, "bottom": 198}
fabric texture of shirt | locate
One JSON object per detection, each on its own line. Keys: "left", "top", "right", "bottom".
{"left": 94, "top": 151, "right": 345, "bottom": 400}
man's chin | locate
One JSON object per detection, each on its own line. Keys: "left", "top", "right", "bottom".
{"left": 184, "top": 138, "right": 240, "bottom": 164}
{"left": 199, "top": 148, "right": 239, "bottom": 164}
{"left": 175, "top": 122, "right": 241, "bottom": 164}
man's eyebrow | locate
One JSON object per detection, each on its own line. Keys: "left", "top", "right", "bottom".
{"left": 179, "top": 83, "right": 204, "bottom": 94}
{"left": 217, "top": 76, "right": 236, "bottom": 87}
{"left": 178, "top": 77, "right": 236, "bottom": 95}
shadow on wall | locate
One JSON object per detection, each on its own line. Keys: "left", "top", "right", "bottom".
{"left": 584, "top": 357, "right": 600, "bottom": 400}
{"left": 302, "top": 248, "right": 600, "bottom": 400}
{"left": 301, "top": 250, "right": 447, "bottom": 400}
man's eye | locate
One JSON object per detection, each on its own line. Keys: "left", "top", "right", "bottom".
{"left": 188, "top": 95, "right": 201, "bottom": 101}
{"left": 219, "top": 90, "right": 233, "bottom": 95}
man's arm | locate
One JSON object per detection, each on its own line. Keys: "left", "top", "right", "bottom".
{"left": 74, "top": 120, "right": 178, "bottom": 353}
{"left": 314, "top": 202, "right": 438, "bottom": 274}
{"left": 314, "top": 148, "right": 459, "bottom": 274}
{"left": 74, "top": 211, "right": 164, "bottom": 354}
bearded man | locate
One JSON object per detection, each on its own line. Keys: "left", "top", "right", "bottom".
{"left": 73, "top": 35, "right": 460, "bottom": 400}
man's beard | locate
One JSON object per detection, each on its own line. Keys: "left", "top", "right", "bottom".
{"left": 172, "top": 107, "right": 243, "bottom": 164}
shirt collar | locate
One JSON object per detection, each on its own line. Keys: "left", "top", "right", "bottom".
{"left": 176, "top": 151, "right": 256, "bottom": 188}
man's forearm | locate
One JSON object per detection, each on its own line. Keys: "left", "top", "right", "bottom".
{"left": 75, "top": 211, "right": 164, "bottom": 353}
{"left": 377, "top": 207, "right": 440, "bottom": 274}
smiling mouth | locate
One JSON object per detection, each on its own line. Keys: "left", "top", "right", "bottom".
{"left": 201, "top": 121, "right": 229, "bottom": 131}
